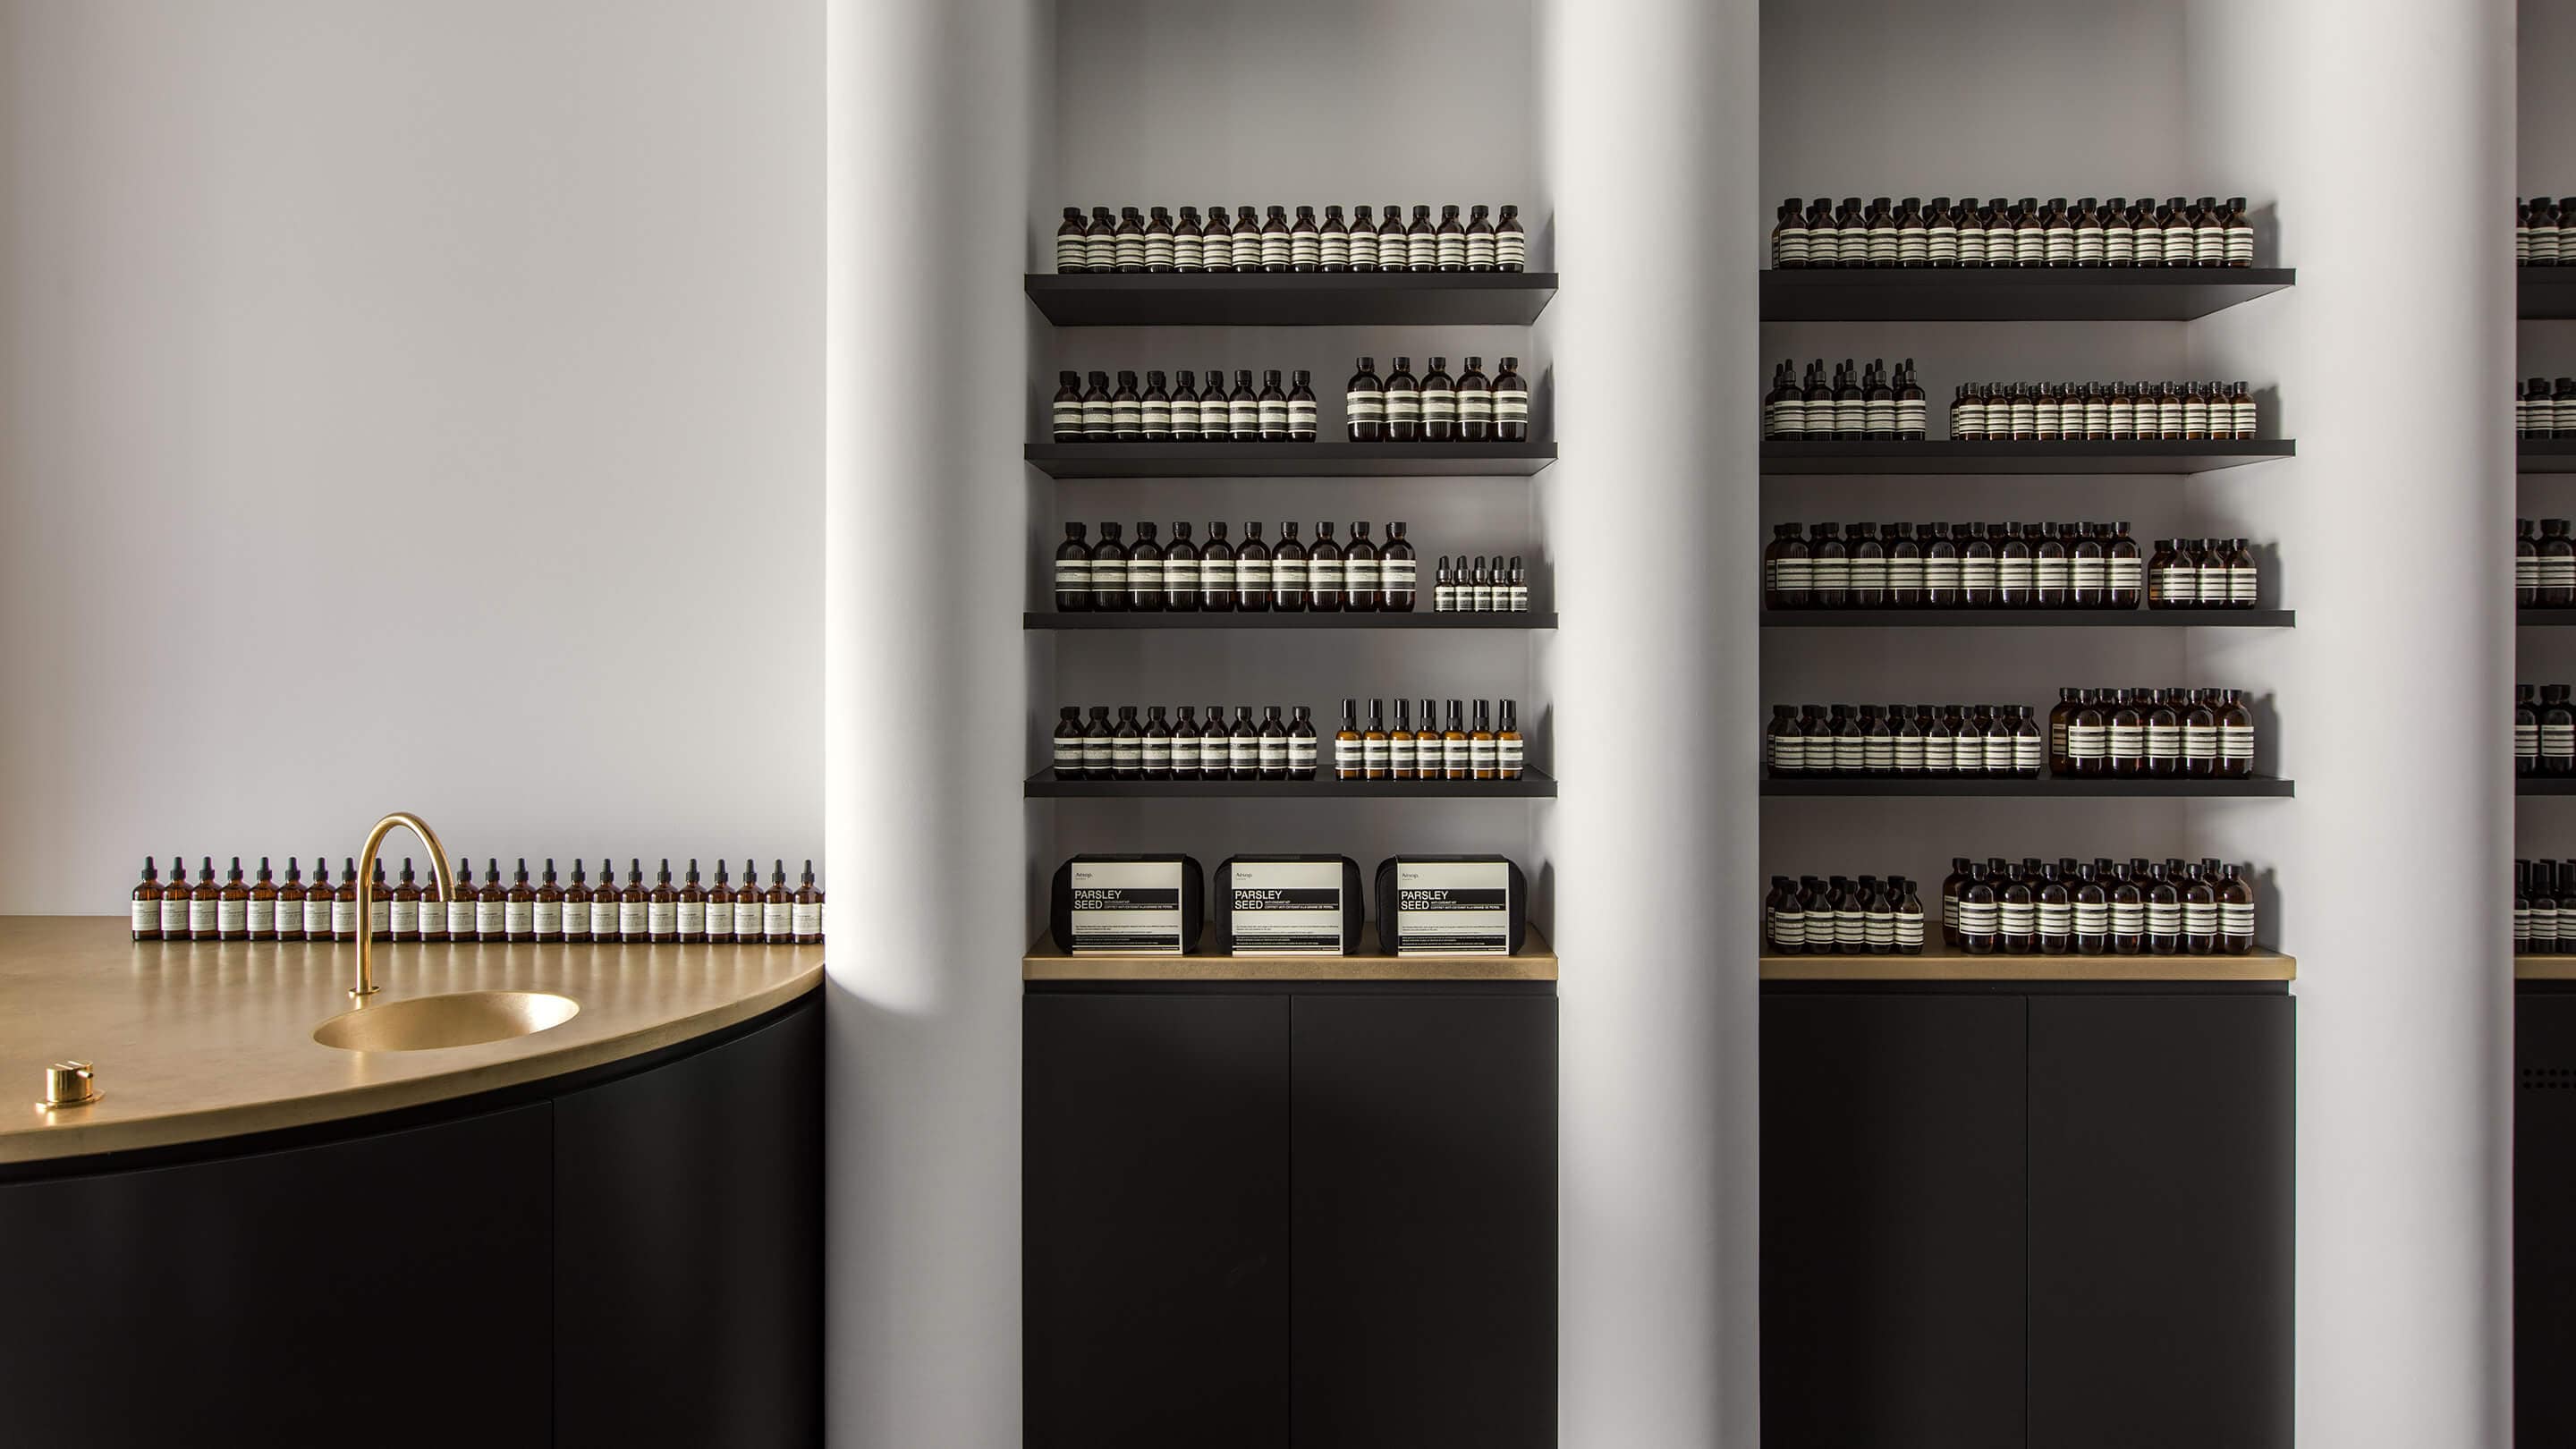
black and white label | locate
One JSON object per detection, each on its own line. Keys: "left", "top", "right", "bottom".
{"left": 1070, "top": 860, "right": 1187, "bottom": 954}
{"left": 1997, "top": 555, "right": 2034, "bottom": 592}
{"left": 1496, "top": 226, "right": 1526, "bottom": 268}
{"left": 1770, "top": 905, "right": 1805, "bottom": 946}
{"left": 1957, "top": 900, "right": 1999, "bottom": 937}
{"left": 1385, "top": 386, "right": 1422, "bottom": 429}
{"left": 1335, "top": 734, "right": 1362, "bottom": 776}
{"left": 2222, "top": 724, "right": 2257, "bottom": 761}
{"left": 2037, "top": 900, "right": 2072, "bottom": 938}
{"left": 1998, "top": 900, "right": 2035, "bottom": 936}
{"left": 2220, "top": 902, "right": 2256, "bottom": 936}
{"left": 2073, "top": 901, "right": 2109, "bottom": 937}
{"left": 2067, "top": 723, "right": 2108, "bottom": 761}
{"left": 1054, "top": 557, "right": 1089, "bottom": 597}
{"left": 2147, "top": 901, "right": 2182, "bottom": 936}
{"left": 1199, "top": 397, "right": 1229, "bottom": 434}
{"left": 1925, "top": 733, "right": 1957, "bottom": 772}
{"left": 1228, "top": 860, "right": 1345, "bottom": 954}
{"left": 2183, "top": 900, "right": 2218, "bottom": 936}
{"left": 1174, "top": 233, "right": 1203, "bottom": 270}
{"left": 1347, "top": 387, "right": 1385, "bottom": 429}
{"left": 1349, "top": 232, "right": 1378, "bottom": 268}
{"left": 1770, "top": 729, "right": 1805, "bottom": 771}
{"left": 2109, "top": 723, "right": 2144, "bottom": 760}
{"left": 1422, "top": 387, "right": 1458, "bottom": 429}
{"left": 2109, "top": 555, "right": 2143, "bottom": 593}
{"left": 2013, "top": 736, "right": 2044, "bottom": 771}
{"left": 2147, "top": 723, "right": 2181, "bottom": 760}
{"left": 1229, "top": 733, "right": 1259, "bottom": 774}
{"left": 1392, "top": 860, "right": 1511, "bottom": 955}
{"left": 2111, "top": 900, "right": 2146, "bottom": 936}
{"left": 2186, "top": 724, "right": 2218, "bottom": 761}
{"left": 1495, "top": 387, "right": 1530, "bottom": 428}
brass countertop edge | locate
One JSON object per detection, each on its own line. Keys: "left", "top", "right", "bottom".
{"left": 0, "top": 964, "right": 824, "bottom": 1166}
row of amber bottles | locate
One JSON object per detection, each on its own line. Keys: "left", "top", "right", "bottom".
{"left": 131, "top": 856, "right": 822, "bottom": 945}
{"left": 1949, "top": 380, "right": 2258, "bottom": 441}
{"left": 1936, "top": 856, "right": 2258, "bottom": 955}
{"left": 1763, "top": 876, "right": 1928, "bottom": 954}
{"left": 1767, "top": 521, "right": 2142, "bottom": 608}
{"left": 1055, "top": 204, "right": 1526, "bottom": 274}
{"left": 2518, "top": 199, "right": 2576, "bottom": 264}
{"left": 1052, "top": 369, "right": 1315, "bottom": 442}
{"left": 1055, "top": 705, "right": 1318, "bottom": 780}
{"left": 2517, "top": 685, "right": 2576, "bottom": 775}
{"left": 1761, "top": 359, "right": 1928, "bottom": 439}
{"left": 1432, "top": 555, "right": 1529, "bottom": 612}
{"left": 1334, "top": 699, "right": 1525, "bottom": 781}
{"left": 2519, "top": 383, "right": 2576, "bottom": 437}
{"left": 1770, "top": 197, "right": 2253, "bottom": 268}
{"left": 1345, "top": 356, "right": 1530, "bottom": 441}
{"left": 2519, "top": 520, "right": 2576, "bottom": 606}
{"left": 1767, "top": 704, "right": 2043, "bottom": 777}
{"left": 1054, "top": 521, "right": 1418, "bottom": 611}
{"left": 2515, "top": 860, "right": 2576, "bottom": 953}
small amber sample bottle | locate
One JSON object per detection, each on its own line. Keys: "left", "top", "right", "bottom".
{"left": 590, "top": 859, "right": 623, "bottom": 942}
{"left": 533, "top": 859, "right": 564, "bottom": 938}
{"left": 561, "top": 860, "right": 590, "bottom": 943}
{"left": 215, "top": 856, "right": 250, "bottom": 941}
{"left": 270, "top": 856, "right": 306, "bottom": 943}
{"left": 331, "top": 858, "right": 361, "bottom": 944}
{"left": 793, "top": 860, "right": 825, "bottom": 945}
{"left": 389, "top": 858, "right": 420, "bottom": 939}
{"left": 503, "top": 859, "right": 535, "bottom": 943}
{"left": 368, "top": 860, "right": 393, "bottom": 941}
{"left": 185, "top": 856, "right": 220, "bottom": 942}
{"left": 678, "top": 859, "right": 708, "bottom": 943}
{"left": 644, "top": 860, "right": 675, "bottom": 943}
{"left": 131, "top": 856, "right": 163, "bottom": 942}
{"left": 472, "top": 859, "right": 504, "bottom": 943}
{"left": 706, "top": 860, "right": 735, "bottom": 944}
{"left": 764, "top": 860, "right": 794, "bottom": 944}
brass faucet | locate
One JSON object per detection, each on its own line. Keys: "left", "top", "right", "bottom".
{"left": 351, "top": 811, "right": 454, "bottom": 999}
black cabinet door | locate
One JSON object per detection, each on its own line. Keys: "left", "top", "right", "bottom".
{"left": 2027, "top": 995, "right": 2294, "bottom": 1449}
{"left": 1761, "top": 994, "right": 2029, "bottom": 1449}
{"left": 2521, "top": 994, "right": 2576, "bottom": 1447}
{"left": 1288, "top": 993, "right": 1557, "bottom": 1449}
{"left": 0, "top": 1104, "right": 552, "bottom": 1447}
{"left": 554, "top": 996, "right": 823, "bottom": 1448}
{"left": 1026, "top": 994, "right": 1292, "bottom": 1449}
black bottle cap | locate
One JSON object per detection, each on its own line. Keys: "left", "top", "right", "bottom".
{"left": 1498, "top": 356, "right": 1520, "bottom": 370}
{"left": 1355, "top": 355, "right": 1376, "bottom": 371}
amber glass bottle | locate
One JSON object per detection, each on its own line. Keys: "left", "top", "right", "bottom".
{"left": 648, "top": 860, "right": 678, "bottom": 944}
{"left": 502, "top": 859, "right": 534, "bottom": 943}
{"left": 705, "top": 860, "right": 734, "bottom": 943}
{"left": 679, "top": 859, "right": 708, "bottom": 943}
{"left": 562, "top": 859, "right": 590, "bottom": 943}
{"left": 794, "top": 860, "right": 826, "bottom": 945}
{"left": 131, "top": 856, "right": 164, "bottom": 942}
{"left": 764, "top": 861, "right": 794, "bottom": 944}
{"left": 388, "top": 858, "right": 419, "bottom": 939}
{"left": 619, "top": 860, "right": 649, "bottom": 942}
{"left": 333, "top": 858, "right": 363, "bottom": 944}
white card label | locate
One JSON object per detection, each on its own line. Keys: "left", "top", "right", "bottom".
{"left": 1390, "top": 859, "right": 1511, "bottom": 955}
{"left": 1226, "top": 860, "right": 1345, "bottom": 955}
{"left": 1070, "top": 860, "right": 1187, "bottom": 954}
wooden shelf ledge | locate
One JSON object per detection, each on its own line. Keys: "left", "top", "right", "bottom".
{"left": 1762, "top": 939, "right": 2295, "bottom": 982}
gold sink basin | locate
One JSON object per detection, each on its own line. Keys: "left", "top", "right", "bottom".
{"left": 312, "top": 991, "right": 580, "bottom": 1052}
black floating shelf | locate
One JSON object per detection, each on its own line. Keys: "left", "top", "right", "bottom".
{"left": 2521, "top": 777, "right": 2576, "bottom": 794}
{"left": 2521, "top": 440, "right": 2576, "bottom": 472}
{"left": 2521, "top": 271, "right": 2576, "bottom": 319}
{"left": 1027, "top": 769, "right": 1556, "bottom": 799}
{"left": 1764, "top": 608, "right": 2294, "bottom": 628}
{"left": 1764, "top": 775, "right": 2293, "bottom": 798}
{"left": 1760, "top": 267, "right": 2295, "bottom": 321}
{"left": 1762, "top": 439, "right": 2294, "bottom": 474}
{"left": 1024, "top": 271, "right": 1559, "bottom": 327}
{"left": 1028, "top": 442, "right": 1556, "bottom": 478}
{"left": 1025, "top": 611, "right": 1555, "bottom": 631}
{"left": 2521, "top": 611, "right": 2576, "bottom": 624}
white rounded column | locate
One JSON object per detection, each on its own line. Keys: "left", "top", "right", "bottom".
{"left": 1539, "top": 0, "right": 1759, "bottom": 1445}
{"left": 825, "top": 0, "right": 1039, "bottom": 1443}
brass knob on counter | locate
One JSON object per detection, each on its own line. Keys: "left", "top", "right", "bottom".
{"left": 38, "top": 1060, "right": 98, "bottom": 1109}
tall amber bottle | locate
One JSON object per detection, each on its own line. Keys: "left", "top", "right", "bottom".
{"left": 562, "top": 860, "right": 591, "bottom": 943}
{"left": 369, "top": 860, "right": 393, "bottom": 941}
{"left": 389, "top": 858, "right": 420, "bottom": 939}
{"left": 591, "top": 859, "right": 623, "bottom": 942}
{"left": 505, "top": 859, "right": 537, "bottom": 943}
{"left": 619, "top": 860, "right": 650, "bottom": 942}
{"left": 187, "top": 856, "right": 221, "bottom": 941}
{"left": 475, "top": 858, "right": 507, "bottom": 943}
{"left": 333, "top": 858, "right": 362, "bottom": 944}
{"left": 309, "top": 853, "right": 344, "bottom": 942}
{"left": 706, "top": 861, "right": 735, "bottom": 944}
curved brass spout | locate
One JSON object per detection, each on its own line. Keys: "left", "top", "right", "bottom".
{"left": 352, "top": 812, "right": 453, "bottom": 999}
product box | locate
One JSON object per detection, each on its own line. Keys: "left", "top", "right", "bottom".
{"left": 1372, "top": 854, "right": 1528, "bottom": 955}
{"left": 1049, "top": 854, "right": 1205, "bottom": 955}
{"left": 1212, "top": 854, "right": 1365, "bottom": 955}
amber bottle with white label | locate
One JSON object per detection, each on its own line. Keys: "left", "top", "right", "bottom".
{"left": 764, "top": 861, "right": 795, "bottom": 944}
{"left": 794, "top": 861, "right": 825, "bottom": 945}
{"left": 562, "top": 860, "right": 590, "bottom": 943}
{"left": 678, "top": 859, "right": 707, "bottom": 943}
{"left": 705, "top": 861, "right": 734, "bottom": 943}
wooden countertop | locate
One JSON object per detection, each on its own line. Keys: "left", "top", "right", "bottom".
{"left": 0, "top": 917, "right": 822, "bottom": 1166}
{"left": 1025, "top": 924, "right": 1557, "bottom": 982}
{"left": 2520, "top": 955, "right": 2576, "bottom": 979}
{"left": 1762, "top": 940, "right": 2297, "bottom": 982}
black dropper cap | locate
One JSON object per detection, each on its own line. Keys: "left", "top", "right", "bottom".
{"left": 343, "top": 856, "right": 357, "bottom": 880}
{"left": 802, "top": 859, "right": 817, "bottom": 886}
{"left": 773, "top": 860, "right": 787, "bottom": 886}
{"left": 228, "top": 855, "right": 243, "bottom": 880}
{"left": 630, "top": 858, "right": 643, "bottom": 882}
{"left": 514, "top": 858, "right": 529, "bottom": 884}
{"left": 686, "top": 858, "right": 699, "bottom": 884}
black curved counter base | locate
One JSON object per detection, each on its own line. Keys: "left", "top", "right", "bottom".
{"left": 0, "top": 991, "right": 821, "bottom": 1448}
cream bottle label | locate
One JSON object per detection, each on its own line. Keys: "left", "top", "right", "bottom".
{"left": 590, "top": 899, "right": 618, "bottom": 936}
{"left": 1495, "top": 388, "right": 1530, "bottom": 425}
{"left": 332, "top": 900, "right": 360, "bottom": 936}
{"left": 737, "top": 902, "right": 765, "bottom": 936}
{"left": 1228, "top": 736, "right": 1258, "bottom": 772}
{"left": 1470, "top": 738, "right": 1498, "bottom": 773}
{"left": 1309, "top": 557, "right": 1343, "bottom": 591}
{"left": 704, "top": 904, "right": 733, "bottom": 938}
{"left": 1055, "top": 558, "right": 1089, "bottom": 594}
{"left": 1288, "top": 400, "right": 1318, "bottom": 434}
{"left": 1444, "top": 738, "right": 1471, "bottom": 774}
{"left": 2037, "top": 901, "right": 2072, "bottom": 936}
{"left": 2220, "top": 902, "right": 2256, "bottom": 936}
{"left": 1957, "top": 901, "right": 1998, "bottom": 936}
{"left": 1894, "top": 911, "right": 1926, "bottom": 947}
{"left": 387, "top": 899, "right": 415, "bottom": 934}
{"left": 160, "top": 897, "right": 189, "bottom": 933}
{"left": 1289, "top": 737, "right": 1318, "bottom": 774}
{"left": 476, "top": 900, "right": 504, "bottom": 936}
{"left": 133, "top": 899, "right": 160, "bottom": 933}
{"left": 1236, "top": 558, "right": 1272, "bottom": 593}
{"left": 184, "top": 897, "right": 216, "bottom": 935}
{"left": 2183, "top": 901, "right": 2218, "bottom": 935}
{"left": 218, "top": 899, "right": 248, "bottom": 933}
{"left": 1997, "top": 901, "right": 2035, "bottom": 936}
{"left": 1172, "top": 735, "right": 1200, "bottom": 771}
{"left": 764, "top": 902, "right": 793, "bottom": 937}
{"left": 2186, "top": 724, "right": 2217, "bottom": 759}
{"left": 1111, "top": 737, "right": 1142, "bottom": 768}
{"left": 1055, "top": 235, "right": 1086, "bottom": 270}
{"left": 619, "top": 902, "right": 648, "bottom": 936}
{"left": 1199, "top": 556, "right": 1232, "bottom": 591}
{"left": 2148, "top": 902, "right": 2182, "bottom": 936}
{"left": 449, "top": 898, "right": 478, "bottom": 936}
{"left": 533, "top": 901, "right": 562, "bottom": 935}
{"left": 641, "top": 900, "right": 672, "bottom": 934}
{"left": 2111, "top": 901, "right": 2146, "bottom": 936}
{"left": 789, "top": 902, "right": 820, "bottom": 936}
{"left": 1163, "top": 558, "right": 1193, "bottom": 595}
{"left": 1346, "top": 390, "right": 1385, "bottom": 426}
{"left": 496, "top": 900, "right": 529, "bottom": 934}
{"left": 2222, "top": 725, "right": 2257, "bottom": 760}
{"left": 2073, "top": 902, "right": 2109, "bottom": 936}
{"left": 2012, "top": 737, "right": 2044, "bottom": 770}
{"left": 2109, "top": 724, "right": 2144, "bottom": 758}
{"left": 1385, "top": 386, "right": 1422, "bottom": 426}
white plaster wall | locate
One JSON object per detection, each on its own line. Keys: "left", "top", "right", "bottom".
{"left": 2185, "top": 3, "right": 2516, "bottom": 1447}
{"left": 0, "top": 0, "right": 824, "bottom": 911}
